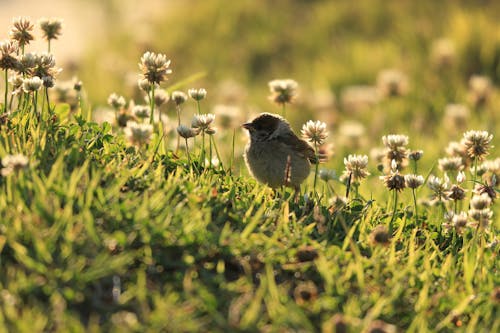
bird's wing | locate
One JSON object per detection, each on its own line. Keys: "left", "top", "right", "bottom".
{"left": 276, "top": 132, "right": 318, "bottom": 164}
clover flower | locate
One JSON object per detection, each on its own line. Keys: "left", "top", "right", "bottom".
{"left": 377, "top": 69, "right": 408, "bottom": 97}
{"left": 444, "top": 104, "right": 469, "bottom": 130}
{"left": 468, "top": 75, "right": 492, "bottom": 107}
{"left": 124, "top": 121, "right": 153, "bottom": 147}
{"left": 428, "top": 175, "right": 450, "bottom": 204}
{"left": 319, "top": 169, "right": 336, "bottom": 182}
{"left": 139, "top": 51, "right": 172, "bottom": 84}
{"left": 176, "top": 125, "right": 199, "bottom": 139}
{"left": 0, "top": 40, "right": 19, "bottom": 70}
{"left": 405, "top": 174, "right": 424, "bottom": 189}
{"left": 132, "top": 105, "right": 150, "bottom": 120}
{"left": 380, "top": 160, "right": 405, "bottom": 192}
{"left": 461, "top": 130, "right": 493, "bottom": 160}
{"left": 191, "top": 113, "right": 215, "bottom": 132}
{"left": 342, "top": 154, "right": 370, "bottom": 183}
{"left": 22, "top": 76, "right": 43, "bottom": 93}
{"left": 1, "top": 153, "right": 29, "bottom": 176}
{"left": 9, "top": 17, "right": 34, "bottom": 48}
{"left": 301, "top": 120, "right": 328, "bottom": 146}
{"left": 438, "top": 157, "right": 464, "bottom": 173}
{"left": 268, "top": 79, "right": 298, "bottom": 105}
{"left": 9, "top": 74, "right": 24, "bottom": 95}
{"left": 172, "top": 91, "right": 188, "bottom": 105}
{"left": 188, "top": 88, "right": 207, "bottom": 101}
{"left": 17, "top": 53, "right": 37, "bottom": 75}
{"left": 430, "top": 38, "right": 456, "bottom": 68}
{"left": 382, "top": 134, "right": 409, "bottom": 170}
{"left": 39, "top": 18, "right": 63, "bottom": 41}
{"left": 107, "top": 93, "right": 126, "bottom": 110}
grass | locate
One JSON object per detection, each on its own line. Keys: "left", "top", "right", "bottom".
{"left": 0, "top": 3, "right": 499, "bottom": 332}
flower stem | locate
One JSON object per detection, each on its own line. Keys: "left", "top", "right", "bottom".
{"left": 412, "top": 188, "right": 419, "bottom": 226}
{"left": 149, "top": 88, "right": 155, "bottom": 125}
{"left": 282, "top": 103, "right": 286, "bottom": 118}
{"left": 389, "top": 190, "right": 398, "bottom": 233}
{"left": 470, "top": 157, "right": 478, "bottom": 201}
{"left": 4, "top": 69, "right": 8, "bottom": 113}
{"left": 175, "top": 105, "right": 181, "bottom": 153}
{"left": 313, "top": 142, "right": 319, "bottom": 194}
{"left": 185, "top": 138, "right": 191, "bottom": 164}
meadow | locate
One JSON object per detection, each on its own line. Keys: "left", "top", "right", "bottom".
{"left": 0, "top": 1, "right": 499, "bottom": 332}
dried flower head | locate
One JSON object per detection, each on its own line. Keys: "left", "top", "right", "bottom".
{"left": 191, "top": 113, "right": 215, "bottom": 131}
{"left": 474, "top": 176, "right": 497, "bottom": 201}
{"left": 0, "top": 40, "right": 19, "bottom": 70}
{"left": 124, "top": 121, "right": 153, "bottom": 146}
{"left": 405, "top": 174, "right": 424, "bottom": 189}
{"left": 468, "top": 75, "right": 492, "bottom": 107}
{"left": 377, "top": 69, "right": 408, "bottom": 97}
{"left": 139, "top": 51, "right": 172, "bottom": 84}
{"left": 428, "top": 175, "right": 450, "bottom": 204}
{"left": 448, "top": 212, "right": 469, "bottom": 234}
{"left": 369, "top": 225, "right": 391, "bottom": 246}
{"left": 176, "top": 125, "right": 199, "bottom": 139}
{"left": 1, "top": 153, "right": 29, "bottom": 176}
{"left": 268, "top": 79, "right": 298, "bottom": 105}
{"left": 171, "top": 91, "right": 188, "bottom": 105}
{"left": 319, "top": 169, "right": 336, "bottom": 182}
{"left": 461, "top": 130, "right": 493, "bottom": 160}
{"left": 107, "top": 93, "right": 126, "bottom": 110}
{"left": 39, "top": 18, "right": 63, "bottom": 41}
{"left": 22, "top": 76, "right": 43, "bottom": 93}
{"left": 153, "top": 89, "right": 169, "bottom": 106}
{"left": 132, "top": 105, "right": 150, "bottom": 120}
{"left": 10, "top": 17, "right": 34, "bottom": 48}
{"left": 438, "top": 157, "right": 464, "bottom": 173}
{"left": 301, "top": 120, "right": 328, "bottom": 146}
{"left": 381, "top": 163, "right": 406, "bottom": 191}
{"left": 447, "top": 184, "right": 466, "bottom": 201}
{"left": 409, "top": 150, "right": 423, "bottom": 162}
{"left": 188, "top": 88, "right": 207, "bottom": 101}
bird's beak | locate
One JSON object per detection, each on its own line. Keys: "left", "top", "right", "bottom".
{"left": 242, "top": 122, "right": 253, "bottom": 130}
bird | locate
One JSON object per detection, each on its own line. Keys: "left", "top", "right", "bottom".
{"left": 242, "top": 113, "right": 317, "bottom": 191}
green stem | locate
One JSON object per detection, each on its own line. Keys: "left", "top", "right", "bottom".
{"left": 175, "top": 105, "right": 181, "bottom": 153}
{"left": 196, "top": 100, "right": 201, "bottom": 114}
{"left": 201, "top": 131, "right": 206, "bottom": 166}
{"left": 412, "top": 188, "right": 419, "bottom": 226}
{"left": 149, "top": 88, "right": 155, "bottom": 124}
{"left": 4, "top": 69, "right": 8, "bottom": 113}
{"left": 33, "top": 92, "right": 38, "bottom": 122}
{"left": 210, "top": 135, "right": 223, "bottom": 170}
{"left": 282, "top": 103, "right": 286, "bottom": 118}
{"left": 470, "top": 157, "right": 478, "bottom": 201}
{"left": 185, "top": 138, "right": 191, "bottom": 164}
{"left": 48, "top": 40, "right": 51, "bottom": 53}
{"left": 313, "top": 142, "right": 319, "bottom": 194}
{"left": 208, "top": 135, "right": 213, "bottom": 168}
{"left": 389, "top": 190, "right": 398, "bottom": 233}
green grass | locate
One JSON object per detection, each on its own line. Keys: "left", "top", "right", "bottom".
{"left": 1, "top": 2, "right": 499, "bottom": 332}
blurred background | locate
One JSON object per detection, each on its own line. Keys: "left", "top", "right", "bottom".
{"left": 1, "top": 0, "right": 499, "bottom": 161}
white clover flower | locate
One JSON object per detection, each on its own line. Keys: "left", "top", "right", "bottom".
{"left": 405, "top": 174, "right": 424, "bottom": 189}
{"left": 342, "top": 154, "right": 370, "bottom": 182}
{"left": 191, "top": 113, "right": 215, "bottom": 131}
{"left": 38, "top": 18, "right": 63, "bottom": 41}
{"left": 268, "top": 79, "right": 298, "bottom": 104}
{"left": 319, "top": 169, "right": 336, "bottom": 182}
{"left": 176, "top": 125, "right": 198, "bottom": 139}
{"left": 132, "top": 105, "right": 150, "bottom": 120}
{"left": 461, "top": 130, "right": 493, "bottom": 160}
{"left": 107, "top": 93, "right": 126, "bottom": 110}
{"left": 172, "top": 91, "right": 188, "bottom": 105}
{"left": 301, "top": 120, "right": 328, "bottom": 146}
{"left": 188, "top": 88, "right": 207, "bottom": 101}
{"left": 124, "top": 121, "right": 153, "bottom": 146}
{"left": 139, "top": 51, "right": 172, "bottom": 84}
{"left": 1, "top": 153, "right": 29, "bottom": 176}
{"left": 22, "top": 76, "right": 43, "bottom": 93}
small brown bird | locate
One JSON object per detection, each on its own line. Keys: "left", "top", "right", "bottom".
{"left": 243, "top": 113, "right": 317, "bottom": 190}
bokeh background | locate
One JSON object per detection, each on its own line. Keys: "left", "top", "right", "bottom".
{"left": 2, "top": 0, "right": 499, "bottom": 162}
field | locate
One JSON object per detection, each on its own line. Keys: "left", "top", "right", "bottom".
{"left": 0, "top": 1, "right": 499, "bottom": 332}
